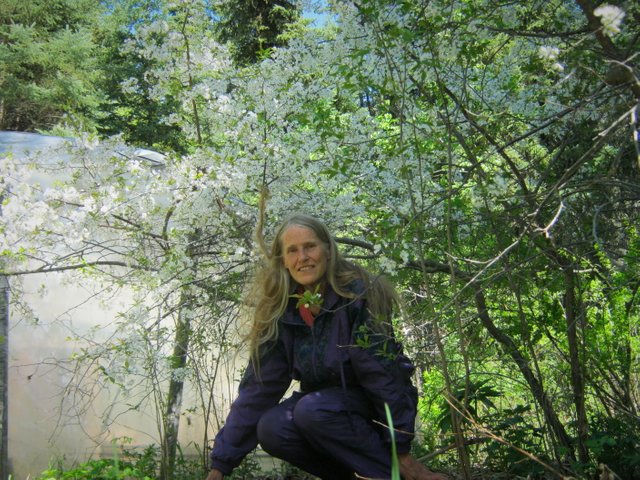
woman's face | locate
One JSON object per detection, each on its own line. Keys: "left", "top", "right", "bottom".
{"left": 281, "top": 225, "right": 328, "bottom": 290}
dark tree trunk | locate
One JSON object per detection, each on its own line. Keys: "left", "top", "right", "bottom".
{"left": 563, "top": 268, "right": 590, "bottom": 465}
{"left": 474, "top": 287, "right": 576, "bottom": 463}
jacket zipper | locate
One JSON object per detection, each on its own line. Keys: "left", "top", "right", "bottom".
{"left": 310, "top": 316, "right": 319, "bottom": 382}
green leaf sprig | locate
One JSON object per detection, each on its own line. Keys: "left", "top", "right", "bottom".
{"left": 291, "top": 284, "right": 323, "bottom": 309}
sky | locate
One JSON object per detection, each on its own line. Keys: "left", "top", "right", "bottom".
{"left": 302, "top": 0, "right": 330, "bottom": 27}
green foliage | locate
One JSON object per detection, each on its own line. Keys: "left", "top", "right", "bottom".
{"left": 0, "top": 0, "right": 104, "bottom": 131}
{"left": 417, "top": 369, "right": 447, "bottom": 445}
{"left": 289, "top": 284, "right": 322, "bottom": 309}
{"left": 587, "top": 415, "right": 640, "bottom": 480}
{"left": 92, "top": 0, "right": 199, "bottom": 152}
{"left": 436, "top": 379, "right": 502, "bottom": 432}
{"left": 482, "top": 405, "right": 549, "bottom": 477}
{"left": 215, "top": 0, "right": 301, "bottom": 65}
{"left": 94, "top": 30, "right": 187, "bottom": 152}
{"left": 384, "top": 403, "right": 401, "bottom": 480}
{"left": 37, "top": 458, "right": 153, "bottom": 480}
{"left": 36, "top": 443, "right": 207, "bottom": 480}
{"left": 228, "top": 452, "right": 264, "bottom": 479}
{"left": 34, "top": 444, "right": 322, "bottom": 480}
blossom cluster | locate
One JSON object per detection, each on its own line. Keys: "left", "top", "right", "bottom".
{"left": 594, "top": 4, "right": 625, "bottom": 38}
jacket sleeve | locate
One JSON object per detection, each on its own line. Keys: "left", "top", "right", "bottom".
{"left": 348, "top": 299, "right": 418, "bottom": 454}
{"left": 210, "top": 341, "right": 291, "bottom": 474}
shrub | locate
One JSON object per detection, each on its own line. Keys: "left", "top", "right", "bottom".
{"left": 37, "top": 457, "right": 153, "bottom": 480}
{"left": 587, "top": 415, "right": 640, "bottom": 480}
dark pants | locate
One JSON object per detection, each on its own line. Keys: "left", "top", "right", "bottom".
{"left": 256, "top": 387, "right": 392, "bottom": 480}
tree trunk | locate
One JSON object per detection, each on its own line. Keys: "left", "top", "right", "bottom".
{"left": 0, "top": 275, "right": 9, "bottom": 480}
{"left": 160, "top": 306, "right": 192, "bottom": 480}
{"left": 537, "top": 237, "right": 590, "bottom": 465}
{"left": 563, "top": 268, "right": 589, "bottom": 465}
{"left": 474, "top": 287, "right": 576, "bottom": 463}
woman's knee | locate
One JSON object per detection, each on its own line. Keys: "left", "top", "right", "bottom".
{"left": 293, "top": 390, "right": 339, "bottom": 431}
{"left": 257, "top": 407, "right": 286, "bottom": 454}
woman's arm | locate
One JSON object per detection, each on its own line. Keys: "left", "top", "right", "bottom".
{"left": 348, "top": 299, "right": 418, "bottom": 453}
{"left": 209, "top": 342, "right": 291, "bottom": 474}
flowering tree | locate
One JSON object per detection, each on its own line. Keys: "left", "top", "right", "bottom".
{"left": 326, "top": 0, "right": 638, "bottom": 475}
{"left": 196, "top": 0, "right": 638, "bottom": 475}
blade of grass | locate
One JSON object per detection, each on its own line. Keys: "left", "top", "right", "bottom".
{"left": 384, "top": 403, "right": 401, "bottom": 480}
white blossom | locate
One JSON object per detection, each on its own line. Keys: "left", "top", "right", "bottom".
{"left": 538, "top": 46, "right": 559, "bottom": 61}
{"left": 594, "top": 5, "right": 625, "bottom": 37}
{"left": 379, "top": 255, "right": 398, "bottom": 275}
{"left": 120, "top": 77, "right": 141, "bottom": 95}
{"left": 539, "top": 46, "right": 565, "bottom": 72}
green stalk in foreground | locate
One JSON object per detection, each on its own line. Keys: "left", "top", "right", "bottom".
{"left": 384, "top": 403, "right": 401, "bottom": 480}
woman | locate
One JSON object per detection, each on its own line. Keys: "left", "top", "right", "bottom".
{"left": 206, "top": 215, "right": 448, "bottom": 480}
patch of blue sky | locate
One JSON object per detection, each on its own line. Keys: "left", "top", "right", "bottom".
{"left": 301, "top": 0, "right": 330, "bottom": 27}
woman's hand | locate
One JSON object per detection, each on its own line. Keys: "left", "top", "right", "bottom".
{"left": 398, "top": 453, "right": 450, "bottom": 480}
{"left": 205, "top": 468, "right": 224, "bottom": 480}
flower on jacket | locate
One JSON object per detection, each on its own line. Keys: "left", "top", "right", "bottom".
{"left": 291, "top": 284, "right": 323, "bottom": 309}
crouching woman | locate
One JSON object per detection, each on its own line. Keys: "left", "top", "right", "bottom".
{"left": 206, "top": 215, "right": 448, "bottom": 480}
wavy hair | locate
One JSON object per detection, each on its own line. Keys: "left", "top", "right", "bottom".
{"left": 245, "top": 214, "right": 399, "bottom": 367}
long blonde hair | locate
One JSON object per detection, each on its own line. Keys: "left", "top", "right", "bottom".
{"left": 246, "top": 214, "right": 399, "bottom": 366}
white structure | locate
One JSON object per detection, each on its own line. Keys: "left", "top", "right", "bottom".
{"left": 1, "top": 132, "right": 285, "bottom": 479}
{"left": 0, "top": 132, "right": 205, "bottom": 479}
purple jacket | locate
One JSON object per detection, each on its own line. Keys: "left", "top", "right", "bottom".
{"left": 210, "top": 281, "right": 418, "bottom": 474}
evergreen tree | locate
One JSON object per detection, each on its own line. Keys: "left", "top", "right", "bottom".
{"left": 0, "top": 0, "right": 104, "bottom": 132}
{"left": 215, "top": 0, "right": 301, "bottom": 64}
{"left": 95, "top": 0, "right": 188, "bottom": 152}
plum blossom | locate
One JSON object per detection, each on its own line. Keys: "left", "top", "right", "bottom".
{"left": 539, "top": 46, "right": 564, "bottom": 72}
{"left": 594, "top": 5, "right": 625, "bottom": 38}
{"left": 120, "top": 77, "right": 141, "bottom": 95}
{"left": 379, "top": 255, "right": 398, "bottom": 275}
{"left": 538, "top": 46, "right": 559, "bottom": 61}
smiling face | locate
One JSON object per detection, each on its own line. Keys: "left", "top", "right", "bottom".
{"left": 281, "top": 225, "right": 328, "bottom": 291}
